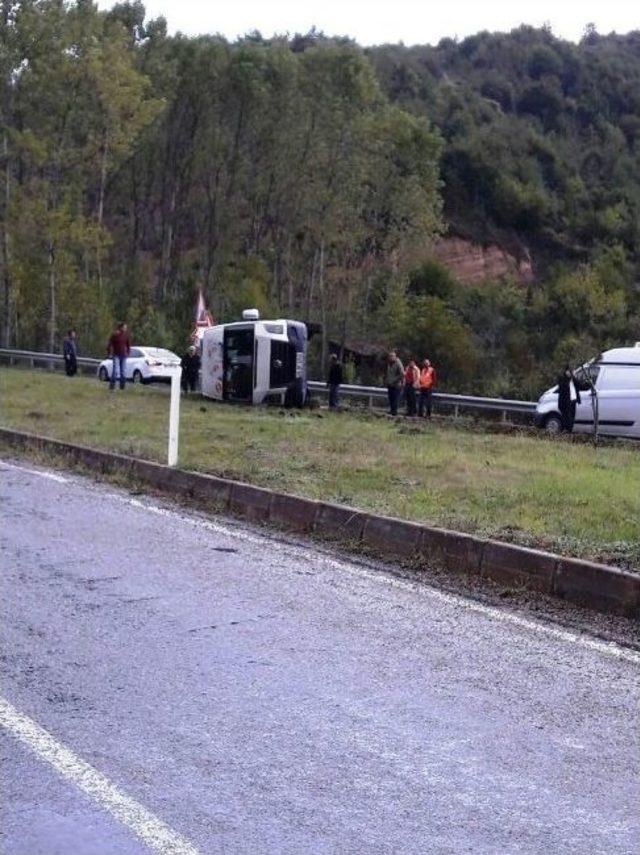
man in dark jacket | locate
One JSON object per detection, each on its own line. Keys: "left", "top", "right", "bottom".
{"left": 181, "top": 345, "right": 201, "bottom": 394}
{"left": 385, "top": 351, "right": 404, "bottom": 416}
{"left": 327, "top": 354, "right": 343, "bottom": 409}
{"left": 107, "top": 322, "right": 131, "bottom": 390}
{"left": 62, "top": 329, "right": 78, "bottom": 377}
{"left": 557, "top": 366, "right": 581, "bottom": 432}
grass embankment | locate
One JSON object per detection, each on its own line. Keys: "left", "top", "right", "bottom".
{"left": 1, "top": 367, "right": 639, "bottom": 569}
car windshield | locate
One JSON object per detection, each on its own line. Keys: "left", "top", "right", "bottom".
{"left": 143, "top": 348, "right": 178, "bottom": 359}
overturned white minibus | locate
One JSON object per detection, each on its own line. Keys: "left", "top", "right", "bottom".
{"left": 200, "top": 310, "right": 308, "bottom": 407}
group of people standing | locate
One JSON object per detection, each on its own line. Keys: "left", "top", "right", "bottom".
{"left": 64, "top": 321, "right": 201, "bottom": 394}
{"left": 327, "top": 351, "right": 437, "bottom": 417}
{"left": 63, "top": 325, "right": 130, "bottom": 387}
{"left": 385, "top": 351, "right": 437, "bottom": 417}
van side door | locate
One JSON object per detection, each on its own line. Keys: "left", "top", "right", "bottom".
{"left": 595, "top": 365, "right": 640, "bottom": 437}
{"left": 572, "top": 364, "right": 599, "bottom": 435}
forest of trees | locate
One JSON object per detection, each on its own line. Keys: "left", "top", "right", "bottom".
{"left": 1, "top": 1, "right": 639, "bottom": 396}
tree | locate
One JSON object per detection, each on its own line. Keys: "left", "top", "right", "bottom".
{"left": 4, "top": 0, "right": 160, "bottom": 351}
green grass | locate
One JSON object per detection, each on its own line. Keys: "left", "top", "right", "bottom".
{"left": 2, "top": 366, "right": 639, "bottom": 569}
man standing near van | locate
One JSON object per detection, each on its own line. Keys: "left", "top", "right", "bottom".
{"left": 557, "top": 366, "right": 581, "bottom": 432}
{"left": 327, "top": 353, "right": 343, "bottom": 410}
{"left": 419, "top": 358, "right": 437, "bottom": 418}
{"left": 385, "top": 351, "right": 404, "bottom": 416}
{"left": 107, "top": 322, "right": 131, "bottom": 391}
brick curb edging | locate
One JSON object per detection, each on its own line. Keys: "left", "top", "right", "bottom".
{"left": 1, "top": 427, "right": 638, "bottom": 619}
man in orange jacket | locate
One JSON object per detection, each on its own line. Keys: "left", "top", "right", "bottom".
{"left": 418, "top": 358, "right": 437, "bottom": 418}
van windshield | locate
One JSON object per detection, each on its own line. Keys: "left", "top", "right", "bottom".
{"left": 574, "top": 364, "right": 600, "bottom": 391}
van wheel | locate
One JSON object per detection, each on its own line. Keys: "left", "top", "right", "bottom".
{"left": 544, "top": 414, "right": 563, "bottom": 435}
{"left": 98, "top": 366, "right": 108, "bottom": 382}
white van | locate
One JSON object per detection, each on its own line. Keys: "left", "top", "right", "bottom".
{"left": 535, "top": 344, "right": 640, "bottom": 439}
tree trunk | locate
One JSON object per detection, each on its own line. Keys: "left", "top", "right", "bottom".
{"left": 96, "top": 131, "right": 109, "bottom": 295}
{"left": 305, "top": 246, "right": 318, "bottom": 320}
{"left": 160, "top": 184, "right": 176, "bottom": 302}
{"left": 48, "top": 239, "right": 56, "bottom": 362}
{"left": 318, "top": 238, "right": 327, "bottom": 369}
{"left": 285, "top": 235, "right": 294, "bottom": 312}
{"left": 1, "top": 0, "right": 13, "bottom": 347}
{"left": 1, "top": 129, "right": 11, "bottom": 346}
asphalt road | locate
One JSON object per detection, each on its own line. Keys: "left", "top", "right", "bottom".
{"left": 1, "top": 460, "right": 639, "bottom": 855}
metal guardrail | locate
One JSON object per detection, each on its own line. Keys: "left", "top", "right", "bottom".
{"left": 0, "top": 348, "right": 100, "bottom": 370}
{"left": 307, "top": 381, "right": 536, "bottom": 420}
{"left": 1, "top": 347, "right": 537, "bottom": 421}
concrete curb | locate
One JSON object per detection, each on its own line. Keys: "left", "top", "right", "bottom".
{"left": 1, "top": 427, "right": 638, "bottom": 619}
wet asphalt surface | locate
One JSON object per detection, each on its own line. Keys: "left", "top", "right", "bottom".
{"left": 1, "top": 460, "right": 639, "bottom": 854}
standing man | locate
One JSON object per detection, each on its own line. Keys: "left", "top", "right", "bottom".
{"left": 385, "top": 351, "right": 404, "bottom": 416}
{"left": 62, "top": 329, "right": 78, "bottom": 377}
{"left": 418, "top": 358, "right": 437, "bottom": 418}
{"left": 327, "top": 353, "right": 343, "bottom": 410}
{"left": 181, "top": 345, "right": 201, "bottom": 394}
{"left": 557, "top": 366, "right": 581, "bottom": 432}
{"left": 404, "top": 358, "right": 420, "bottom": 417}
{"left": 107, "top": 322, "right": 131, "bottom": 391}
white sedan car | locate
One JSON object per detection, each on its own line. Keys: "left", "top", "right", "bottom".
{"left": 97, "top": 346, "right": 181, "bottom": 384}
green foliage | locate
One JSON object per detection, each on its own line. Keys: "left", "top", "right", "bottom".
{"left": 370, "top": 27, "right": 640, "bottom": 267}
{"left": 343, "top": 356, "right": 357, "bottom": 384}
{"left": 407, "top": 260, "right": 456, "bottom": 299}
{"left": 221, "top": 258, "right": 274, "bottom": 322}
{"left": 4, "top": 367, "right": 639, "bottom": 566}
{"left": 400, "top": 295, "right": 478, "bottom": 389}
{"left": 2, "top": 8, "right": 639, "bottom": 399}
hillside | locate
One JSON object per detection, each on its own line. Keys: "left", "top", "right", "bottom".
{"left": 371, "top": 27, "right": 640, "bottom": 272}
{"left": 1, "top": 6, "right": 639, "bottom": 397}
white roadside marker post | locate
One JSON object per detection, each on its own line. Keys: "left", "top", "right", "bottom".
{"left": 168, "top": 365, "right": 182, "bottom": 467}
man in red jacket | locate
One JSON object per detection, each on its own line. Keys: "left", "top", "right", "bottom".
{"left": 418, "top": 358, "right": 437, "bottom": 418}
{"left": 107, "top": 322, "right": 131, "bottom": 390}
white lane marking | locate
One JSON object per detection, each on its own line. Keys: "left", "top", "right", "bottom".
{"left": 122, "top": 497, "right": 640, "bottom": 668}
{"left": 0, "top": 460, "right": 68, "bottom": 483}
{"left": 0, "top": 696, "right": 200, "bottom": 855}
{"left": 4, "top": 458, "right": 639, "bottom": 667}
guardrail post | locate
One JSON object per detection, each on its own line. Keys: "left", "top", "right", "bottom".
{"left": 454, "top": 404, "right": 459, "bottom": 418}
{"left": 167, "top": 366, "right": 182, "bottom": 467}
{"left": 368, "top": 395, "right": 373, "bottom": 409}
{"left": 501, "top": 409, "right": 507, "bottom": 423}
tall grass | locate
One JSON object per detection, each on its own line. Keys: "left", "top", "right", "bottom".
{"left": 1, "top": 368, "right": 638, "bottom": 568}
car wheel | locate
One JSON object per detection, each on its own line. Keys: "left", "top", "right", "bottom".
{"left": 544, "top": 413, "right": 563, "bottom": 435}
{"left": 98, "top": 366, "right": 109, "bottom": 382}
{"left": 132, "top": 369, "right": 143, "bottom": 384}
